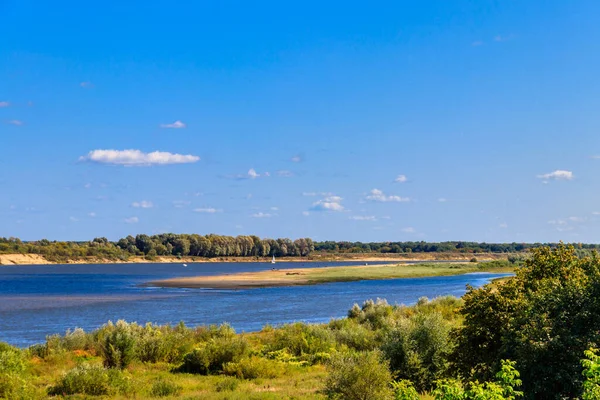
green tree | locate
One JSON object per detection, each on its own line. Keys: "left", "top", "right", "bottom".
{"left": 452, "top": 244, "right": 600, "bottom": 399}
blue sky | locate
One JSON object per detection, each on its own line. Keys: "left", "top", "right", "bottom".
{"left": 1, "top": 0, "right": 600, "bottom": 242}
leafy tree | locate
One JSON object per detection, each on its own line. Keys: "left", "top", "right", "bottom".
{"left": 452, "top": 244, "right": 600, "bottom": 399}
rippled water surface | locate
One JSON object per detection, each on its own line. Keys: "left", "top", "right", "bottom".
{"left": 0, "top": 262, "right": 512, "bottom": 346}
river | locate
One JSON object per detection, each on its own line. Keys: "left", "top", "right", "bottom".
{"left": 0, "top": 261, "right": 512, "bottom": 347}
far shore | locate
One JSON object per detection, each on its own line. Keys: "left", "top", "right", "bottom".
{"left": 0, "top": 252, "right": 507, "bottom": 266}
{"left": 147, "top": 262, "right": 514, "bottom": 289}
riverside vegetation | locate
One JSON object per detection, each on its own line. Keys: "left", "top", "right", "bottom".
{"left": 2, "top": 245, "right": 600, "bottom": 399}
{"left": 2, "top": 234, "right": 599, "bottom": 263}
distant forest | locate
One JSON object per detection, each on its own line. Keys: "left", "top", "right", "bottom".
{"left": 1, "top": 234, "right": 599, "bottom": 262}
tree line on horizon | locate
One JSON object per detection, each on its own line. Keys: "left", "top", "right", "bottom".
{"left": 0, "top": 234, "right": 599, "bottom": 262}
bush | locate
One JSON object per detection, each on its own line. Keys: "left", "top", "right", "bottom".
{"left": 348, "top": 299, "right": 394, "bottom": 330}
{"left": 329, "top": 319, "right": 380, "bottom": 351}
{"left": 0, "top": 374, "right": 37, "bottom": 400}
{"left": 150, "top": 377, "right": 182, "bottom": 397}
{"left": 179, "top": 336, "right": 249, "bottom": 374}
{"left": 325, "top": 350, "right": 393, "bottom": 400}
{"left": 223, "top": 356, "right": 284, "bottom": 379}
{"left": 215, "top": 377, "right": 239, "bottom": 392}
{"left": 382, "top": 312, "right": 452, "bottom": 392}
{"left": 100, "top": 321, "right": 136, "bottom": 369}
{"left": 266, "top": 323, "right": 335, "bottom": 362}
{"left": 48, "top": 363, "right": 130, "bottom": 396}
{"left": 391, "top": 380, "right": 420, "bottom": 400}
{"left": 0, "top": 344, "right": 25, "bottom": 375}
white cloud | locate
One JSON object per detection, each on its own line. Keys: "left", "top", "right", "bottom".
{"left": 264, "top": 171, "right": 271, "bottom": 177}
{"left": 311, "top": 195, "right": 345, "bottom": 212}
{"left": 394, "top": 174, "right": 407, "bottom": 183}
{"left": 472, "top": 40, "right": 484, "bottom": 46}
{"left": 160, "top": 120, "right": 186, "bottom": 129}
{"left": 302, "top": 191, "right": 333, "bottom": 197}
{"left": 69, "top": 216, "right": 79, "bottom": 222}
{"left": 437, "top": 198, "right": 447, "bottom": 203}
{"left": 252, "top": 212, "right": 274, "bottom": 218}
{"left": 248, "top": 168, "right": 259, "bottom": 179}
{"left": 6, "top": 120, "right": 23, "bottom": 126}
{"left": 80, "top": 81, "right": 94, "bottom": 88}
{"left": 80, "top": 149, "right": 200, "bottom": 166}
{"left": 366, "top": 189, "right": 410, "bottom": 203}
{"left": 277, "top": 170, "right": 293, "bottom": 177}
{"left": 349, "top": 215, "right": 377, "bottom": 221}
{"left": 302, "top": 211, "right": 310, "bottom": 216}
{"left": 194, "top": 207, "right": 221, "bottom": 213}
{"left": 537, "top": 170, "right": 573, "bottom": 181}
{"left": 84, "top": 183, "right": 92, "bottom": 189}
{"left": 568, "top": 216, "right": 585, "bottom": 222}
{"left": 0, "top": 101, "right": 9, "bottom": 107}
{"left": 88, "top": 212, "right": 96, "bottom": 217}
{"left": 173, "top": 200, "right": 191, "bottom": 208}
{"left": 401, "top": 227, "right": 415, "bottom": 233}
{"left": 593, "top": 212, "right": 600, "bottom": 216}
{"left": 494, "top": 34, "right": 515, "bottom": 42}
{"left": 124, "top": 216, "right": 139, "bottom": 224}
{"left": 270, "top": 207, "right": 279, "bottom": 211}
{"left": 291, "top": 155, "right": 302, "bottom": 162}
{"left": 499, "top": 223, "right": 508, "bottom": 229}
{"left": 548, "top": 219, "right": 567, "bottom": 225}
{"left": 132, "top": 200, "right": 154, "bottom": 209}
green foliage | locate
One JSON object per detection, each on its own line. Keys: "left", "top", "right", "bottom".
{"left": 382, "top": 312, "right": 452, "bottom": 391}
{"left": 348, "top": 298, "right": 394, "bottom": 330}
{"left": 325, "top": 350, "right": 394, "bottom": 400}
{"left": 432, "top": 360, "right": 522, "bottom": 400}
{"left": 149, "top": 376, "right": 182, "bottom": 397}
{"left": 0, "top": 343, "right": 25, "bottom": 375}
{"left": 179, "top": 336, "right": 249, "bottom": 374}
{"left": 266, "top": 322, "right": 335, "bottom": 363}
{"left": 48, "top": 363, "right": 130, "bottom": 396}
{"left": 452, "top": 244, "right": 600, "bottom": 399}
{"left": 223, "top": 356, "right": 284, "bottom": 379}
{"left": 215, "top": 377, "right": 240, "bottom": 392}
{"left": 391, "top": 380, "right": 420, "bottom": 400}
{"left": 100, "top": 320, "right": 136, "bottom": 369}
{"left": 0, "top": 343, "right": 36, "bottom": 400}
{"left": 581, "top": 349, "right": 600, "bottom": 400}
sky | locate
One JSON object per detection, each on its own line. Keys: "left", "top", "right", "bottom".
{"left": 1, "top": 1, "right": 600, "bottom": 243}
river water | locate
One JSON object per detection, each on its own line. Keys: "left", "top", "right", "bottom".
{"left": 0, "top": 261, "right": 512, "bottom": 347}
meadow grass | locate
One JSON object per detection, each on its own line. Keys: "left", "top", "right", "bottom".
{"left": 151, "top": 260, "right": 515, "bottom": 289}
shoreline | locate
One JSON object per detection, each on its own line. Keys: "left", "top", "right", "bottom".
{"left": 147, "top": 262, "right": 514, "bottom": 290}
{"left": 0, "top": 253, "right": 506, "bottom": 266}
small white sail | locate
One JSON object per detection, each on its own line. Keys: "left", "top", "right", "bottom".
{"left": 271, "top": 255, "right": 276, "bottom": 264}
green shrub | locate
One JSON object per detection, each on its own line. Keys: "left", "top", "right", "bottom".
{"left": 267, "top": 323, "right": 335, "bottom": 362}
{"left": 391, "top": 380, "right": 420, "bottom": 400}
{"left": 223, "top": 356, "right": 284, "bottom": 379}
{"left": 215, "top": 377, "right": 240, "bottom": 392}
{"left": 0, "top": 374, "right": 37, "bottom": 400}
{"left": 48, "top": 363, "right": 130, "bottom": 396}
{"left": 150, "top": 377, "right": 182, "bottom": 397}
{"left": 100, "top": 320, "right": 136, "bottom": 369}
{"left": 325, "top": 350, "right": 393, "bottom": 400}
{"left": 329, "top": 319, "right": 379, "bottom": 351}
{"left": 179, "top": 336, "right": 249, "bottom": 374}
{"left": 0, "top": 344, "right": 25, "bottom": 375}
{"left": 382, "top": 312, "right": 452, "bottom": 392}
{"left": 347, "top": 299, "right": 394, "bottom": 329}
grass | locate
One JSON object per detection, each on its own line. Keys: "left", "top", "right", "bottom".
{"left": 151, "top": 261, "right": 515, "bottom": 289}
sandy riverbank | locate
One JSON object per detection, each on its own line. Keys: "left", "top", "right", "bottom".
{"left": 0, "top": 253, "right": 506, "bottom": 266}
{"left": 148, "top": 262, "right": 512, "bottom": 289}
